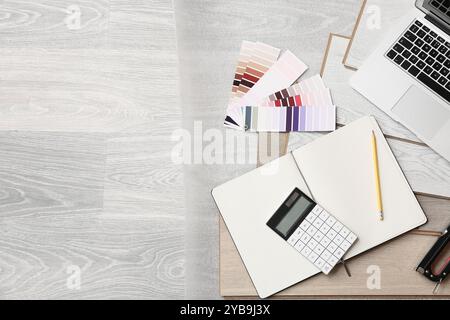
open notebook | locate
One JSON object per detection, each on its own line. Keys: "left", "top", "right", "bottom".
{"left": 212, "top": 116, "right": 427, "bottom": 298}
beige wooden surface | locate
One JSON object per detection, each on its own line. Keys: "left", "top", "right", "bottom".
{"left": 322, "top": 35, "right": 450, "bottom": 199}
{"left": 219, "top": 33, "right": 450, "bottom": 298}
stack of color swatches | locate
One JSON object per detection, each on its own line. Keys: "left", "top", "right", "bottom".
{"left": 243, "top": 106, "right": 335, "bottom": 132}
{"left": 224, "top": 41, "right": 336, "bottom": 132}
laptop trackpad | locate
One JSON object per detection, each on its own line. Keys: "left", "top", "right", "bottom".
{"left": 392, "top": 85, "right": 450, "bottom": 140}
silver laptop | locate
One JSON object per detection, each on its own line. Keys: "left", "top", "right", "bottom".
{"left": 350, "top": 0, "right": 450, "bottom": 161}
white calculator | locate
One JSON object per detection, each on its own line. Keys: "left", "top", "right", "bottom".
{"left": 267, "top": 188, "right": 357, "bottom": 275}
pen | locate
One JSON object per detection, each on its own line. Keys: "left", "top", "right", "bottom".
{"left": 371, "top": 130, "right": 383, "bottom": 221}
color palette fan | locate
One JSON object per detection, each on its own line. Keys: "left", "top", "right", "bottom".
{"left": 225, "top": 41, "right": 336, "bottom": 132}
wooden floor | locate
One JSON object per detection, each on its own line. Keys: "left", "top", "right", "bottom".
{"left": 0, "top": 0, "right": 448, "bottom": 299}
{"left": 0, "top": 0, "right": 184, "bottom": 299}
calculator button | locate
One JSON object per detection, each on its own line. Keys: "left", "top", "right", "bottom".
{"left": 313, "top": 244, "right": 325, "bottom": 255}
{"left": 319, "top": 210, "right": 330, "bottom": 221}
{"left": 332, "top": 221, "right": 343, "bottom": 232}
{"left": 334, "top": 248, "right": 345, "bottom": 260}
{"left": 307, "top": 239, "right": 318, "bottom": 250}
{"left": 313, "top": 231, "right": 324, "bottom": 242}
{"left": 300, "top": 233, "right": 311, "bottom": 244}
{"left": 320, "top": 236, "right": 331, "bottom": 247}
{"left": 320, "top": 249, "right": 332, "bottom": 261}
{"left": 333, "top": 234, "right": 344, "bottom": 246}
{"left": 327, "top": 242, "right": 337, "bottom": 253}
{"left": 294, "top": 241, "right": 305, "bottom": 252}
{"left": 306, "top": 225, "right": 318, "bottom": 236}
{"left": 300, "top": 220, "right": 311, "bottom": 231}
{"left": 312, "top": 205, "right": 323, "bottom": 215}
{"left": 308, "top": 251, "right": 318, "bottom": 263}
{"left": 313, "top": 217, "right": 323, "bottom": 229}
{"left": 301, "top": 246, "right": 312, "bottom": 257}
{"left": 319, "top": 223, "right": 331, "bottom": 234}
{"left": 288, "top": 236, "right": 299, "bottom": 246}
{"left": 322, "top": 263, "right": 332, "bottom": 274}
{"left": 305, "top": 213, "right": 317, "bottom": 223}
{"left": 340, "top": 240, "right": 351, "bottom": 251}
{"left": 314, "top": 257, "right": 325, "bottom": 269}
{"left": 326, "top": 229, "right": 337, "bottom": 240}
{"left": 326, "top": 216, "right": 336, "bottom": 227}
{"left": 293, "top": 227, "right": 303, "bottom": 238}
{"left": 339, "top": 226, "right": 350, "bottom": 238}
{"left": 328, "top": 255, "right": 339, "bottom": 267}
{"left": 346, "top": 233, "right": 357, "bottom": 244}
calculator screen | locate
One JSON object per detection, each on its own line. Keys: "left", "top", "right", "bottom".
{"left": 275, "top": 196, "right": 313, "bottom": 237}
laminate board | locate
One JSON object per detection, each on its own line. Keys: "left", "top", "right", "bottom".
{"left": 0, "top": 210, "right": 184, "bottom": 299}
{"left": 108, "top": 0, "right": 176, "bottom": 50}
{"left": 0, "top": 48, "right": 177, "bottom": 133}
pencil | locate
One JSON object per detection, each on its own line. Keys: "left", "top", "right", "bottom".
{"left": 371, "top": 130, "right": 383, "bottom": 221}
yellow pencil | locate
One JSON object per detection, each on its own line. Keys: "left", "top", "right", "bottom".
{"left": 371, "top": 130, "right": 383, "bottom": 221}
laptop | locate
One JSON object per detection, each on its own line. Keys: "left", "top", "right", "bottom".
{"left": 350, "top": 0, "right": 450, "bottom": 161}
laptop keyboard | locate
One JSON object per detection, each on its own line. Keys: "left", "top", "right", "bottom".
{"left": 430, "top": 0, "right": 450, "bottom": 17}
{"left": 385, "top": 19, "right": 450, "bottom": 103}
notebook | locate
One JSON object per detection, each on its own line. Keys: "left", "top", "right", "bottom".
{"left": 212, "top": 116, "right": 427, "bottom": 298}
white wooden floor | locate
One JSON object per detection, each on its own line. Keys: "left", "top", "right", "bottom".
{"left": 0, "top": 0, "right": 183, "bottom": 299}
{"left": 3, "top": 0, "right": 445, "bottom": 300}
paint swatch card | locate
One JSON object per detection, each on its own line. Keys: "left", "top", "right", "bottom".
{"left": 226, "top": 41, "right": 280, "bottom": 128}
{"left": 231, "top": 41, "right": 255, "bottom": 95}
{"left": 224, "top": 43, "right": 336, "bottom": 133}
{"left": 226, "top": 41, "right": 256, "bottom": 129}
{"left": 243, "top": 106, "right": 336, "bottom": 132}
{"left": 226, "top": 50, "right": 308, "bottom": 128}
{"left": 263, "top": 74, "right": 326, "bottom": 102}
{"left": 236, "top": 42, "right": 280, "bottom": 96}
{"left": 260, "top": 88, "right": 333, "bottom": 107}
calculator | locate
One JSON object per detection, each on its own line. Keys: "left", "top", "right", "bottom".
{"left": 267, "top": 188, "right": 357, "bottom": 274}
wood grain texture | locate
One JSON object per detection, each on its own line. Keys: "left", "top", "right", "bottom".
{"left": 0, "top": 0, "right": 184, "bottom": 299}
{"left": 322, "top": 35, "right": 450, "bottom": 198}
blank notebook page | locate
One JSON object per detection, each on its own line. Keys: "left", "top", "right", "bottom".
{"left": 292, "top": 116, "right": 427, "bottom": 257}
